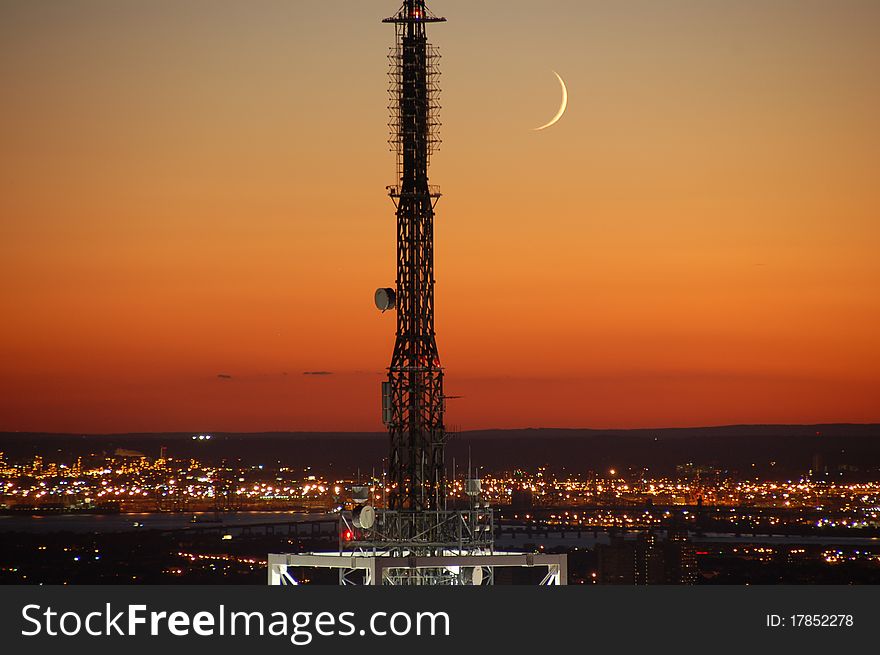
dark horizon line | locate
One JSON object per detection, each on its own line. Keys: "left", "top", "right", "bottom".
{"left": 0, "top": 422, "right": 878, "bottom": 439}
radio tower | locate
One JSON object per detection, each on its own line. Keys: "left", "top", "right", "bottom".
{"left": 380, "top": 0, "right": 445, "bottom": 516}
{"left": 267, "top": 1, "right": 567, "bottom": 585}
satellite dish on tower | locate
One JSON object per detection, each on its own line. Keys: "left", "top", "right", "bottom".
{"left": 351, "top": 486, "right": 370, "bottom": 504}
{"left": 375, "top": 288, "right": 396, "bottom": 312}
{"left": 461, "top": 566, "right": 483, "bottom": 585}
{"left": 353, "top": 504, "right": 376, "bottom": 529}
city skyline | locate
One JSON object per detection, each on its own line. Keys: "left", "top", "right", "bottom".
{"left": 2, "top": 0, "right": 879, "bottom": 432}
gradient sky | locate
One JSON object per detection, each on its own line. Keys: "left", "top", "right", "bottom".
{"left": 1, "top": 0, "right": 879, "bottom": 433}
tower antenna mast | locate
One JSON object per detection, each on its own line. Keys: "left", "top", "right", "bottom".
{"left": 379, "top": 0, "right": 447, "bottom": 518}
{"left": 268, "top": 2, "right": 567, "bottom": 585}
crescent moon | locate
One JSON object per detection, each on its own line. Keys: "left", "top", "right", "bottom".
{"left": 533, "top": 71, "right": 568, "bottom": 131}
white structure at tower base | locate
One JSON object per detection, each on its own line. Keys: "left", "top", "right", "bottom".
{"left": 268, "top": 551, "right": 567, "bottom": 586}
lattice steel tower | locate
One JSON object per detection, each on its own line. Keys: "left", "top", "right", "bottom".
{"left": 378, "top": 0, "right": 446, "bottom": 515}
{"left": 267, "top": 2, "right": 567, "bottom": 584}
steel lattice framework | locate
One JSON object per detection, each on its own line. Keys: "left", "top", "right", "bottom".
{"left": 267, "top": 1, "right": 567, "bottom": 585}
{"left": 373, "top": 2, "right": 500, "bottom": 568}
{"left": 382, "top": 0, "right": 447, "bottom": 517}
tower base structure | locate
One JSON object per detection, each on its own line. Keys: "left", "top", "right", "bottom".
{"left": 268, "top": 552, "right": 566, "bottom": 586}
{"left": 267, "top": 508, "right": 567, "bottom": 586}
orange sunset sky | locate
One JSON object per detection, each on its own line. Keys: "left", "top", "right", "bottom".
{"left": 1, "top": 0, "right": 879, "bottom": 433}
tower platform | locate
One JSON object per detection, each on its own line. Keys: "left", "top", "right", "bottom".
{"left": 268, "top": 551, "right": 567, "bottom": 586}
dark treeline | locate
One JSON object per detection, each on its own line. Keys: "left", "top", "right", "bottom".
{"left": 1, "top": 424, "right": 878, "bottom": 479}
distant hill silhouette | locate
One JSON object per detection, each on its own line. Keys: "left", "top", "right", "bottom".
{"left": 1, "top": 424, "right": 878, "bottom": 478}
